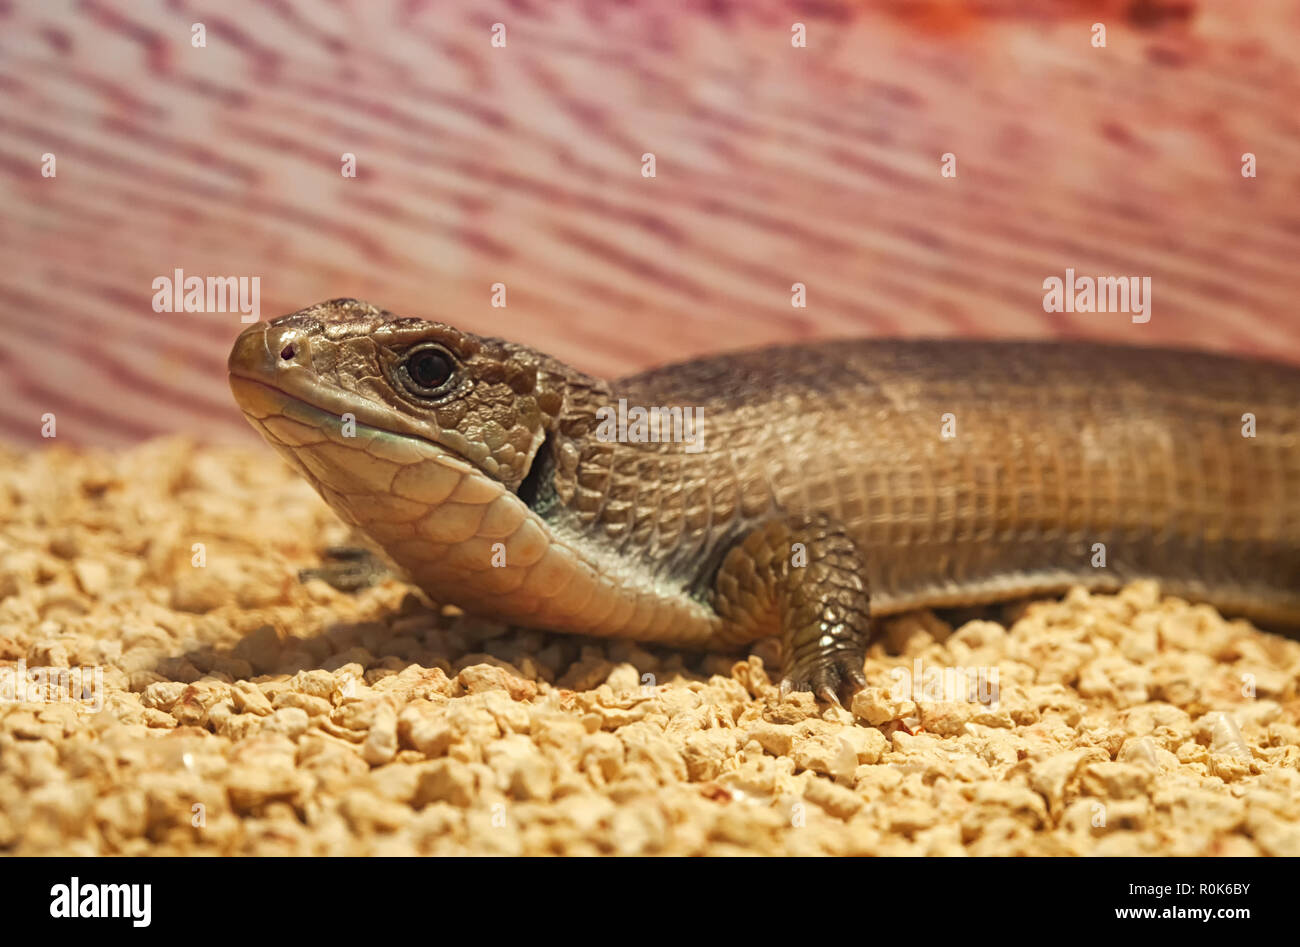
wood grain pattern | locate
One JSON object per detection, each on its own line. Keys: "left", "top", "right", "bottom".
{"left": 2, "top": 0, "right": 1299, "bottom": 447}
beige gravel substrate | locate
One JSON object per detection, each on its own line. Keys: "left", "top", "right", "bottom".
{"left": 1, "top": 438, "right": 1299, "bottom": 855}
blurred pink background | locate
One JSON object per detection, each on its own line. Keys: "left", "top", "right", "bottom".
{"left": 2, "top": 0, "right": 1298, "bottom": 446}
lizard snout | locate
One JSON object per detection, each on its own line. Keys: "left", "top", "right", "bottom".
{"left": 228, "top": 320, "right": 313, "bottom": 383}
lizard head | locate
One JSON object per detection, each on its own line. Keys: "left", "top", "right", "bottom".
{"left": 228, "top": 298, "right": 577, "bottom": 491}
{"left": 227, "top": 299, "right": 603, "bottom": 605}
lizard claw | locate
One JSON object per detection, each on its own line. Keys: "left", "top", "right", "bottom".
{"left": 781, "top": 649, "right": 867, "bottom": 705}
{"left": 816, "top": 685, "right": 842, "bottom": 707}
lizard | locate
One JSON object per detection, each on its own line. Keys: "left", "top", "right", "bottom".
{"left": 228, "top": 298, "right": 1300, "bottom": 703}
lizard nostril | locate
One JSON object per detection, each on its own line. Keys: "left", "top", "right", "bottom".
{"left": 280, "top": 343, "right": 296, "bottom": 361}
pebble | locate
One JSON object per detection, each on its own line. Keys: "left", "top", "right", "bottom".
{"left": 3, "top": 441, "right": 1300, "bottom": 854}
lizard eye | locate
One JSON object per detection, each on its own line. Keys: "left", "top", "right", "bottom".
{"left": 401, "top": 344, "right": 457, "bottom": 397}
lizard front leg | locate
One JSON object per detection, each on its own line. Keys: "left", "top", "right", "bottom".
{"left": 711, "top": 515, "right": 871, "bottom": 704}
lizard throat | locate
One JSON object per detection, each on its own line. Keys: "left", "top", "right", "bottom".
{"left": 227, "top": 373, "right": 575, "bottom": 613}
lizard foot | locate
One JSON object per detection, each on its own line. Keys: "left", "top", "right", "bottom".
{"left": 713, "top": 515, "right": 873, "bottom": 706}
{"left": 780, "top": 647, "right": 868, "bottom": 706}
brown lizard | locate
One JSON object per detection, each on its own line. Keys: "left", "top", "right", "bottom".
{"left": 229, "top": 299, "right": 1300, "bottom": 702}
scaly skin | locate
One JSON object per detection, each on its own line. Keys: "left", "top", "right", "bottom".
{"left": 228, "top": 299, "right": 1300, "bottom": 702}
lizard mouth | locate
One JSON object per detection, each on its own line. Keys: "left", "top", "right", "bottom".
{"left": 227, "top": 372, "right": 485, "bottom": 479}
{"left": 228, "top": 319, "right": 488, "bottom": 476}
{"left": 228, "top": 373, "right": 413, "bottom": 443}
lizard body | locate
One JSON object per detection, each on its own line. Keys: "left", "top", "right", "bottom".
{"left": 228, "top": 299, "right": 1300, "bottom": 700}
